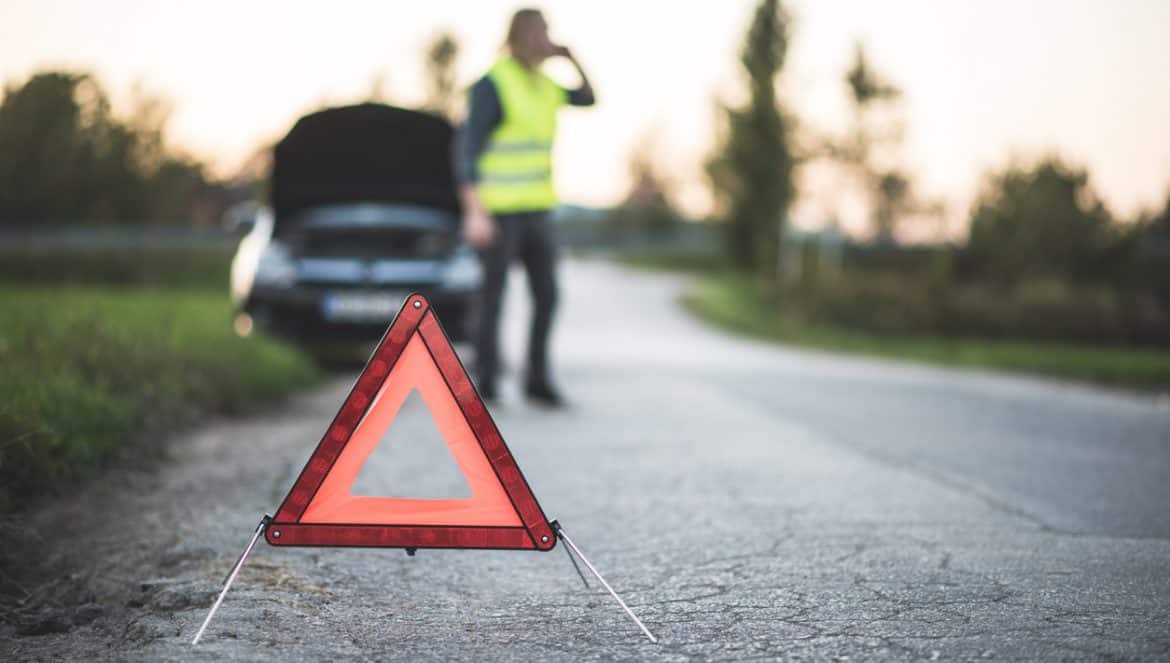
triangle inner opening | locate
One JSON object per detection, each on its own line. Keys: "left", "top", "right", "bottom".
{"left": 350, "top": 389, "right": 472, "bottom": 499}
{"left": 298, "top": 331, "right": 521, "bottom": 527}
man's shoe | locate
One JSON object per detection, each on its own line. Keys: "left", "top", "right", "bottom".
{"left": 524, "top": 379, "right": 566, "bottom": 409}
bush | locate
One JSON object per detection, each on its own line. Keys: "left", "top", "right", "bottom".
{"left": 784, "top": 273, "right": 1170, "bottom": 346}
{"left": 686, "top": 273, "right": 1170, "bottom": 389}
{"left": 793, "top": 273, "right": 940, "bottom": 335}
{"left": 0, "top": 245, "right": 232, "bottom": 288}
{"left": 960, "top": 157, "right": 1112, "bottom": 285}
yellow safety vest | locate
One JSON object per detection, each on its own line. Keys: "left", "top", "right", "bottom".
{"left": 477, "top": 57, "right": 565, "bottom": 213}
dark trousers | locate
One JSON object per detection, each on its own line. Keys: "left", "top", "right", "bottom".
{"left": 475, "top": 210, "right": 559, "bottom": 387}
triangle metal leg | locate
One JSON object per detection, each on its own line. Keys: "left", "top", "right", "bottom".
{"left": 551, "top": 520, "right": 658, "bottom": 644}
{"left": 562, "top": 535, "right": 590, "bottom": 588}
{"left": 191, "top": 514, "right": 270, "bottom": 645}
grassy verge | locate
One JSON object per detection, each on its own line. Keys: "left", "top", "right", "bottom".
{"left": 0, "top": 246, "right": 234, "bottom": 289}
{"left": 684, "top": 273, "right": 1170, "bottom": 390}
{"left": 0, "top": 286, "right": 319, "bottom": 510}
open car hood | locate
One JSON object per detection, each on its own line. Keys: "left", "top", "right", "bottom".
{"left": 270, "top": 103, "right": 460, "bottom": 226}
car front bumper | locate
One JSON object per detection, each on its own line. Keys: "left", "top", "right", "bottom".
{"left": 242, "top": 284, "right": 477, "bottom": 342}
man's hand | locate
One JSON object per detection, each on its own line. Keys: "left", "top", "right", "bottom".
{"left": 553, "top": 45, "right": 594, "bottom": 104}
{"left": 463, "top": 206, "right": 496, "bottom": 248}
{"left": 460, "top": 184, "right": 496, "bottom": 248}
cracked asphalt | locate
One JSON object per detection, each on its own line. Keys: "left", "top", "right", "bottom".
{"left": 4, "top": 259, "right": 1170, "bottom": 661}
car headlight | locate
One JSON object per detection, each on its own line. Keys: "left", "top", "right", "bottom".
{"left": 443, "top": 248, "right": 482, "bottom": 290}
{"left": 254, "top": 242, "right": 297, "bottom": 287}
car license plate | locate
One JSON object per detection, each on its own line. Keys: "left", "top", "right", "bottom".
{"left": 320, "top": 291, "right": 407, "bottom": 322}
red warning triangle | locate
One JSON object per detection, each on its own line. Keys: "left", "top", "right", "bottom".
{"left": 266, "top": 293, "right": 556, "bottom": 551}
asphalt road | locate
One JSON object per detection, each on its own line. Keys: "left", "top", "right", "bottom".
{"left": 4, "top": 259, "right": 1169, "bottom": 661}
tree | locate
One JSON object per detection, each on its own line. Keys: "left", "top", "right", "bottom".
{"left": 423, "top": 31, "right": 461, "bottom": 120}
{"left": 845, "top": 44, "right": 901, "bottom": 109}
{"left": 706, "top": 0, "right": 796, "bottom": 281}
{"left": 838, "top": 44, "right": 917, "bottom": 242}
{"left": 0, "top": 70, "right": 208, "bottom": 224}
{"left": 962, "top": 157, "right": 1112, "bottom": 285}
{"left": 366, "top": 68, "right": 393, "bottom": 103}
{"left": 607, "top": 133, "right": 681, "bottom": 235}
{"left": 0, "top": 72, "right": 102, "bottom": 221}
{"left": 1113, "top": 190, "right": 1170, "bottom": 302}
{"left": 1137, "top": 192, "right": 1170, "bottom": 239}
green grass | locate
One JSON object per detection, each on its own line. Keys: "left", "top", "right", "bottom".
{"left": 0, "top": 246, "right": 233, "bottom": 289}
{"left": 684, "top": 273, "right": 1170, "bottom": 390}
{"left": 0, "top": 286, "right": 319, "bottom": 510}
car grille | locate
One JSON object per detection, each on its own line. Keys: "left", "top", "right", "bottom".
{"left": 293, "top": 280, "right": 440, "bottom": 291}
{"left": 296, "top": 228, "right": 454, "bottom": 259}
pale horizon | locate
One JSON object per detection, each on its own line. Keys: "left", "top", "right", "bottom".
{"left": 3, "top": 0, "right": 1169, "bottom": 236}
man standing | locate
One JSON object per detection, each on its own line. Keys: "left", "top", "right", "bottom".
{"left": 456, "top": 8, "right": 595, "bottom": 407}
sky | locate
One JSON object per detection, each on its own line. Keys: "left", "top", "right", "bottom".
{"left": 3, "top": 0, "right": 1169, "bottom": 235}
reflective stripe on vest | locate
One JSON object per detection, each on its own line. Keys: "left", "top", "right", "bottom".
{"left": 478, "top": 58, "right": 565, "bottom": 213}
